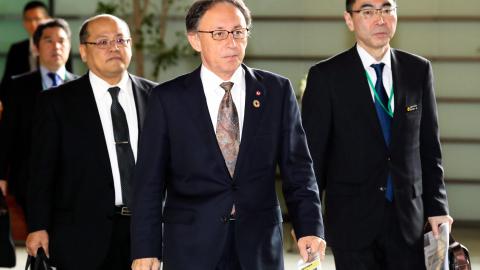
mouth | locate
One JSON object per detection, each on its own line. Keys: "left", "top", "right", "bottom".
{"left": 106, "top": 56, "right": 123, "bottom": 62}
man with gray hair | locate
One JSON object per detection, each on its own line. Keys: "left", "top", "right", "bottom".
{"left": 131, "top": 1, "right": 325, "bottom": 269}
{"left": 26, "top": 14, "right": 156, "bottom": 270}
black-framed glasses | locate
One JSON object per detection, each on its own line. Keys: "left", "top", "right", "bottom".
{"left": 349, "top": 7, "right": 397, "bottom": 19}
{"left": 197, "top": 28, "right": 249, "bottom": 40}
{"left": 82, "top": 37, "right": 131, "bottom": 49}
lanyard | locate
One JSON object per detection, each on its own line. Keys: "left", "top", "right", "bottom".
{"left": 365, "top": 70, "right": 394, "bottom": 118}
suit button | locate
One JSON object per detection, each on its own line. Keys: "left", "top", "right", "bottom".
{"left": 387, "top": 157, "right": 391, "bottom": 161}
{"left": 379, "top": 186, "right": 386, "bottom": 191}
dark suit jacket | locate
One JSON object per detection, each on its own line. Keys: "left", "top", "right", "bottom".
{"left": 0, "top": 70, "right": 77, "bottom": 208}
{"left": 27, "top": 73, "right": 156, "bottom": 270}
{"left": 0, "top": 39, "right": 73, "bottom": 101}
{"left": 131, "top": 65, "right": 323, "bottom": 270}
{"left": 302, "top": 46, "right": 449, "bottom": 250}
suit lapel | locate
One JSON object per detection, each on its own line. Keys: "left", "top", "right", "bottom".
{"left": 129, "top": 74, "right": 149, "bottom": 131}
{"left": 390, "top": 49, "right": 405, "bottom": 144}
{"left": 74, "top": 74, "right": 112, "bottom": 175}
{"left": 181, "top": 67, "right": 231, "bottom": 177}
{"left": 348, "top": 47, "right": 387, "bottom": 147}
{"left": 234, "top": 65, "right": 266, "bottom": 179}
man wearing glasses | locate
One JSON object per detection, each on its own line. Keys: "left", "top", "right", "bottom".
{"left": 25, "top": 14, "right": 156, "bottom": 270}
{"left": 131, "top": 0, "right": 325, "bottom": 269}
{"left": 302, "top": 0, "right": 453, "bottom": 269}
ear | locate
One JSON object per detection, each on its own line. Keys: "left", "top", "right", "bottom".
{"left": 79, "top": 44, "right": 88, "bottom": 63}
{"left": 187, "top": 32, "right": 202, "bottom": 53}
{"left": 31, "top": 44, "right": 39, "bottom": 57}
{"left": 344, "top": 11, "right": 355, "bottom": 32}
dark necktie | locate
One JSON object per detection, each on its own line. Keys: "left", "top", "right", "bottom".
{"left": 216, "top": 82, "right": 240, "bottom": 178}
{"left": 371, "top": 63, "right": 393, "bottom": 201}
{"left": 47, "top": 72, "right": 58, "bottom": 87}
{"left": 108, "top": 87, "right": 135, "bottom": 206}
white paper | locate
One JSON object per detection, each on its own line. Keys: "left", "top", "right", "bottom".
{"left": 424, "top": 222, "right": 449, "bottom": 270}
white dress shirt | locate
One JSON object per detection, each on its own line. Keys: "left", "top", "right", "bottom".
{"left": 39, "top": 65, "right": 67, "bottom": 90}
{"left": 201, "top": 65, "right": 246, "bottom": 139}
{"left": 357, "top": 44, "right": 395, "bottom": 112}
{"left": 89, "top": 71, "right": 139, "bottom": 205}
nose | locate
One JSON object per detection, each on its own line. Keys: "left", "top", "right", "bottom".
{"left": 225, "top": 33, "right": 237, "bottom": 48}
{"left": 374, "top": 11, "right": 385, "bottom": 24}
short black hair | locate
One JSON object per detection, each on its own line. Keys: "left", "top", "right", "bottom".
{"left": 79, "top": 14, "right": 130, "bottom": 44}
{"left": 33, "top": 18, "right": 71, "bottom": 48}
{"left": 346, "top": 0, "right": 397, "bottom": 11}
{"left": 23, "top": 1, "right": 49, "bottom": 16}
{"left": 185, "top": 0, "right": 251, "bottom": 33}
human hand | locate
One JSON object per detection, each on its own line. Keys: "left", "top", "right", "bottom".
{"left": 428, "top": 215, "right": 454, "bottom": 239}
{"left": 0, "top": 180, "right": 7, "bottom": 196}
{"left": 131, "top": 257, "right": 161, "bottom": 270}
{"left": 297, "top": 235, "right": 326, "bottom": 262}
{"left": 26, "top": 230, "right": 49, "bottom": 257}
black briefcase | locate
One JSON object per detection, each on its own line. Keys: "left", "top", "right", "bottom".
{"left": 25, "top": 247, "right": 54, "bottom": 270}
{"left": 0, "top": 192, "right": 16, "bottom": 267}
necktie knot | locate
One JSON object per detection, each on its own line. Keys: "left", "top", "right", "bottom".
{"left": 47, "top": 72, "right": 59, "bottom": 87}
{"left": 108, "top": 87, "right": 121, "bottom": 100}
{"left": 220, "top": 82, "right": 234, "bottom": 93}
{"left": 371, "top": 63, "right": 385, "bottom": 78}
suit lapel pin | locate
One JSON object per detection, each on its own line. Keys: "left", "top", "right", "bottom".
{"left": 406, "top": 104, "right": 418, "bottom": 112}
{"left": 253, "top": 99, "right": 260, "bottom": 108}
{"left": 256, "top": 90, "right": 261, "bottom": 96}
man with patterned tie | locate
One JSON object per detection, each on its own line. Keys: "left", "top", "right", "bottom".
{"left": 302, "top": 0, "right": 453, "bottom": 269}
{"left": 131, "top": 1, "right": 325, "bottom": 270}
{"left": 25, "top": 14, "right": 156, "bottom": 270}
{"left": 0, "top": 18, "right": 77, "bottom": 212}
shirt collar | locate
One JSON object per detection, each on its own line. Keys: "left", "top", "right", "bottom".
{"left": 356, "top": 44, "right": 392, "bottom": 70}
{"left": 40, "top": 65, "right": 67, "bottom": 84}
{"left": 200, "top": 65, "right": 244, "bottom": 92}
{"left": 89, "top": 70, "right": 130, "bottom": 94}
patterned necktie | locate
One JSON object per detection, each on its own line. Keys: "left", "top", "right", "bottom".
{"left": 216, "top": 82, "right": 240, "bottom": 178}
{"left": 371, "top": 63, "right": 394, "bottom": 201}
{"left": 108, "top": 87, "right": 135, "bottom": 206}
{"left": 47, "top": 72, "right": 58, "bottom": 87}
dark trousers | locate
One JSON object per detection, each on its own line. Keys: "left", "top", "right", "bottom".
{"left": 99, "top": 214, "right": 131, "bottom": 270}
{"left": 332, "top": 202, "right": 425, "bottom": 270}
{"left": 215, "top": 221, "right": 242, "bottom": 270}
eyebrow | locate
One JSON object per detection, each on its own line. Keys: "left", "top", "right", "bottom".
{"left": 359, "top": 2, "right": 392, "bottom": 9}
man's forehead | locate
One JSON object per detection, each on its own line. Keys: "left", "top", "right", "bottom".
{"left": 88, "top": 18, "right": 129, "bottom": 36}
{"left": 41, "top": 27, "right": 68, "bottom": 38}
{"left": 354, "top": 0, "right": 394, "bottom": 8}
{"left": 198, "top": 4, "right": 246, "bottom": 28}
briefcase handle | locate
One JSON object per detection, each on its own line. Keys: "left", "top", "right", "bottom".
{"left": 25, "top": 247, "right": 53, "bottom": 270}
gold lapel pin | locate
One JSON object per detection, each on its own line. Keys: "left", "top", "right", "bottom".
{"left": 253, "top": 99, "right": 260, "bottom": 108}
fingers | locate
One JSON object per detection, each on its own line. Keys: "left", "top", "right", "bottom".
{"left": 0, "top": 180, "right": 7, "bottom": 196}
{"left": 132, "top": 258, "right": 160, "bottom": 270}
{"left": 297, "top": 236, "right": 326, "bottom": 262}
{"left": 25, "top": 230, "right": 49, "bottom": 257}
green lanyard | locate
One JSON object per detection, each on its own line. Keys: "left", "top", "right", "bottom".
{"left": 365, "top": 70, "right": 394, "bottom": 118}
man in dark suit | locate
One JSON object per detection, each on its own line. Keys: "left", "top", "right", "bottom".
{"left": 131, "top": 1, "right": 325, "bottom": 270}
{"left": 0, "top": 18, "right": 76, "bottom": 211}
{"left": 25, "top": 14, "right": 156, "bottom": 270}
{"left": 0, "top": 1, "right": 73, "bottom": 105}
{"left": 302, "top": 0, "right": 453, "bottom": 269}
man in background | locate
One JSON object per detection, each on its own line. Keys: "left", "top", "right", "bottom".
{"left": 25, "top": 14, "right": 156, "bottom": 270}
{"left": 302, "top": 0, "right": 453, "bottom": 269}
{"left": 0, "top": 18, "right": 76, "bottom": 212}
{"left": 0, "top": 1, "right": 73, "bottom": 111}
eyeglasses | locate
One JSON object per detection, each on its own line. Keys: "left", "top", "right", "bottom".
{"left": 349, "top": 7, "right": 397, "bottom": 19}
{"left": 82, "top": 37, "right": 131, "bottom": 49}
{"left": 197, "top": 28, "right": 249, "bottom": 40}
